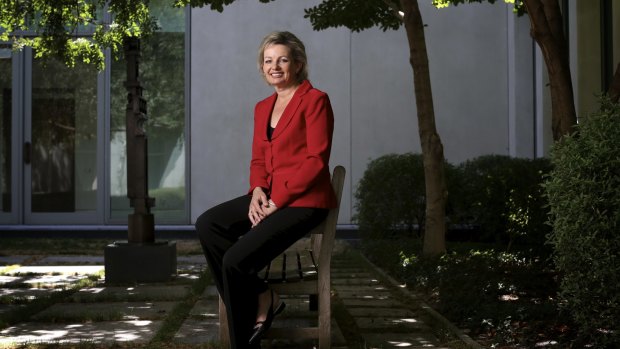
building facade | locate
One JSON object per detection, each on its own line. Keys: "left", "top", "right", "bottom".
{"left": 0, "top": 0, "right": 617, "bottom": 229}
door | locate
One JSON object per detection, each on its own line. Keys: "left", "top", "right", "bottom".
{"left": 23, "top": 51, "right": 103, "bottom": 224}
{"left": 0, "top": 46, "right": 15, "bottom": 224}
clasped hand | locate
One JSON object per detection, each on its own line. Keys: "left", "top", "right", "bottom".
{"left": 249, "top": 187, "right": 277, "bottom": 227}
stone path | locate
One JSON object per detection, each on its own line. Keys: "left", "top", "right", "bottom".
{"left": 0, "top": 243, "right": 480, "bottom": 348}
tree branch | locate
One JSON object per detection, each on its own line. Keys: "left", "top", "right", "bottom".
{"left": 382, "top": 0, "right": 404, "bottom": 21}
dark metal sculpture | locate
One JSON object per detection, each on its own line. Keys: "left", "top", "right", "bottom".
{"left": 124, "top": 37, "right": 155, "bottom": 243}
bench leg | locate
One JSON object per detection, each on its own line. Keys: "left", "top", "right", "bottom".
{"left": 318, "top": 278, "right": 331, "bottom": 349}
{"left": 219, "top": 295, "right": 230, "bottom": 349}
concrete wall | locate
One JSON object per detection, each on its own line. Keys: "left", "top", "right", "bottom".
{"left": 190, "top": 0, "right": 534, "bottom": 224}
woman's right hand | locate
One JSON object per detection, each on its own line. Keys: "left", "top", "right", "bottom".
{"left": 249, "top": 187, "right": 268, "bottom": 226}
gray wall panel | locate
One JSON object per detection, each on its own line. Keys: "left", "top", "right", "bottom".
{"left": 190, "top": 1, "right": 533, "bottom": 225}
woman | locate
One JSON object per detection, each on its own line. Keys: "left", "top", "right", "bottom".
{"left": 195, "top": 31, "right": 337, "bottom": 349}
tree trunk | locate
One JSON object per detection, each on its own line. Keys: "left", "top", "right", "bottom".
{"left": 608, "top": 62, "right": 620, "bottom": 103}
{"left": 400, "top": 0, "right": 447, "bottom": 256}
{"left": 523, "top": 0, "right": 577, "bottom": 140}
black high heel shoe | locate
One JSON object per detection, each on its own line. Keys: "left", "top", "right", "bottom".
{"left": 249, "top": 290, "right": 286, "bottom": 345}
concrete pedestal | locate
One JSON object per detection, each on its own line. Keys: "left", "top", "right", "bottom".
{"left": 104, "top": 241, "right": 177, "bottom": 284}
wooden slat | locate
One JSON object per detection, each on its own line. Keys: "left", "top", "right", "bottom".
{"left": 280, "top": 252, "right": 287, "bottom": 280}
{"left": 270, "top": 281, "right": 318, "bottom": 294}
{"left": 260, "top": 260, "right": 272, "bottom": 280}
{"left": 296, "top": 252, "right": 303, "bottom": 280}
{"left": 298, "top": 250, "right": 316, "bottom": 269}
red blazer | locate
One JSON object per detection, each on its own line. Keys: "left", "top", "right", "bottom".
{"left": 248, "top": 80, "right": 337, "bottom": 209}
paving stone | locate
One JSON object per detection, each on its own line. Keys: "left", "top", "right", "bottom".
{"left": 0, "top": 246, "right": 479, "bottom": 349}
{"left": 20, "top": 274, "right": 91, "bottom": 288}
{"left": 202, "top": 285, "right": 218, "bottom": 298}
{"left": 0, "top": 287, "right": 64, "bottom": 299}
{"left": 340, "top": 298, "right": 403, "bottom": 308}
{"left": 348, "top": 307, "right": 416, "bottom": 317}
{"left": 33, "top": 301, "right": 177, "bottom": 321}
{"left": 173, "top": 317, "right": 219, "bottom": 344}
{"left": 265, "top": 339, "right": 324, "bottom": 349}
{"left": 336, "top": 289, "right": 394, "bottom": 300}
{"left": 71, "top": 285, "right": 192, "bottom": 302}
{"left": 362, "top": 332, "right": 440, "bottom": 348}
{"left": 269, "top": 318, "right": 346, "bottom": 347}
{"left": 355, "top": 316, "right": 431, "bottom": 330}
{"left": 0, "top": 304, "right": 25, "bottom": 315}
{"left": 333, "top": 285, "right": 389, "bottom": 293}
{"left": 189, "top": 299, "right": 219, "bottom": 318}
{"left": 0, "top": 320, "right": 163, "bottom": 344}
{"left": 332, "top": 266, "right": 370, "bottom": 271}
{"left": 174, "top": 272, "right": 204, "bottom": 284}
{"left": 332, "top": 278, "right": 379, "bottom": 286}
{"left": 331, "top": 271, "right": 372, "bottom": 279}
{"left": 271, "top": 297, "right": 317, "bottom": 317}
{"left": 0, "top": 256, "right": 32, "bottom": 266}
{"left": 177, "top": 255, "right": 207, "bottom": 265}
{"left": 177, "top": 265, "right": 207, "bottom": 274}
{"left": 0, "top": 275, "right": 22, "bottom": 285}
{"left": 37, "top": 256, "right": 104, "bottom": 265}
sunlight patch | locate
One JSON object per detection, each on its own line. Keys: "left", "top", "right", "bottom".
{"left": 499, "top": 294, "right": 519, "bottom": 301}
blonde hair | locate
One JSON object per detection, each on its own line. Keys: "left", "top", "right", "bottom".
{"left": 257, "top": 31, "right": 308, "bottom": 83}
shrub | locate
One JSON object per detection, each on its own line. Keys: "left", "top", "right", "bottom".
{"left": 394, "top": 241, "right": 557, "bottom": 348}
{"left": 451, "top": 155, "right": 552, "bottom": 247}
{"left": 544, "top": 98, "right": 620, "bottom": 346}
{"left": 354, "top": 153, "right": 427, "bottom": 238}
{"left": 149, "top": 187, "right": 185, "bottom": 210}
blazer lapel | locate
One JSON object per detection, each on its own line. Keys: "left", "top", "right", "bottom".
{"left": 271, "top": 80, "right": 312, "bottom": 140}
{"left": 260, "top": 94, "right": 277, "bottom": 141}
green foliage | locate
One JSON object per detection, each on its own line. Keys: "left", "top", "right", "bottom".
{"left": 304, "top": 0, "right": 401, "bottom": 32}
{"left": 110, "top": 30, "right": 185, "bottom": 134}
{"left": 1, "top": 0, "right": 277, "bottom": 69}
{"left": 355, "top": 153, "right": 551, "bottom": 246}
{"left": 432, "top": 0, "right": 525, "bottom": 15}
{"left": 353, "top": 153, "right": 551, "bottom": 248}
{"left": 175, "top": 0, "right": 273, "bottom": 12}
{"left": 453, "top": 155, "right": 552, "bottom": 247}
{"left": 0, "top": 0, "right": 161, "bottom": 69}
{"left": 354, "top": 153, "right": 427, "bottom": 238}
{"left": 544, "top": 98, "right": 620, "bottom": 346}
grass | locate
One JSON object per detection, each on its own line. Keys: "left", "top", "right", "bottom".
{"left": 0, "top": 238, "right": 204, "bottom": 257}
{"left": 0, "top": 239, "right": 114, "bottom": 256}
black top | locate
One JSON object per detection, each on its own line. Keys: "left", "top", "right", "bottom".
{"left": 267, "top": 125, "right": 275, "bottom": 141}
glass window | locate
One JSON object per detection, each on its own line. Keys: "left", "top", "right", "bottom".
{"left": 30, "top": 58, "right": 98, "bottom": 212}
{"left": 0, "top": 48, "right": 11, "bottom": 213}
{"left": 110, "top": 1, "right": 186, "bottom": 223}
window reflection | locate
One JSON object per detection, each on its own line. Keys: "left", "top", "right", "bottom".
{"left": 31, "top": 58, "right": 98, "bottom": 212}
{"left": 0, "top": 48, "right": 11, "bottom": 213}
{"left": 110, "top": 1, "right": 186, "bottom": 222}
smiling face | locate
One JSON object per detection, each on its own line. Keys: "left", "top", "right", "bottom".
{"left": 261, "top": 44, "right": 300, "bottom": 89}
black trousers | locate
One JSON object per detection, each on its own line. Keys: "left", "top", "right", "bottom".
{"left": 195, "top": 195, "right": 328, "bottom": 349}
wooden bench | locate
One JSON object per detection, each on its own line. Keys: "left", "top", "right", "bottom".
{"left": 219, "top": 165, "right": 346, "bottom": 349}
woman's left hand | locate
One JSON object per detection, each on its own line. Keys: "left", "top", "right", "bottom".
{"left": 252, "top": 201, "right": 278, "bottom": 227}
